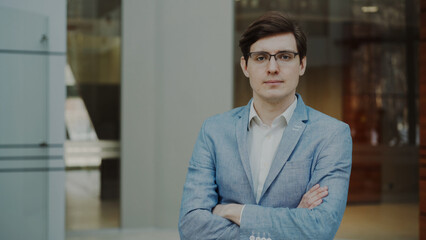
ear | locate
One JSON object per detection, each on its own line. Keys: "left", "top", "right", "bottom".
{"left": 240, "top": 56, "right": 249, "bottom": 78}
{"left": 299, "top": 56, "right": 307, "bottom": 76}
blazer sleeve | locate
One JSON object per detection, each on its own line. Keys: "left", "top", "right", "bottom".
{"left": 179, "top": 120, "right": 239, "bottom": 240}
{"left": 239, "top": 123, "right": 352, "bottom": 240}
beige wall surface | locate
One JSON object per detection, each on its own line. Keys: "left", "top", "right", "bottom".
{"left": 121, "top": 0, "right": 234, "bottom": 229}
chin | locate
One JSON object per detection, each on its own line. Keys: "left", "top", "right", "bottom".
{"left": 262, "top": 96, "right": 286, "bottom": 104}
{"left": 262, "top": 93, "right": 294, "bottom": 103}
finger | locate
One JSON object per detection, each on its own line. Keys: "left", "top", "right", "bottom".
{"left": 306, "top": 184, "right": 320, "bottom": 195}
{"left": 304, "top": 185, "right": 327, "bottom": 200}
{"left": 310, "top": 189, "right": 328, "bottom": 202}
{"left": 308, "top": 199, "right": 323, "bottom": 209}
{"left": 313, "top": 187, "right": 328, "bottom": 199}
{"left": 299, "top": 185, "right": 328, "bottom": 209}
{"left": 308, "top": 186, "right": 328, "bottom": 198}
{"left": 306, "top": 190, "right": 328, "bottom": 206}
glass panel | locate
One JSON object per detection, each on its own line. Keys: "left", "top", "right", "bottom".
{"left": 0, "top": 172, "right": 48, "bottom": 240}
{"left": 0, "top": 6, "right": 48, "bottom": 51}
{"left": 0, "top": 53, "right": 48, "bottom": 145}
{"left": 0, "top": 5, "right": 49, "bottom": 145}
{"left": 234, "top": 0, "right": 419, "bottom": 238}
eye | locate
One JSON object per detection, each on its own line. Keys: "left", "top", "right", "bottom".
{"left": 250, "top": 52, "right": 269, "bottom": 62}
{"left": 254, "top": 54, "right": 267, "bottom": 62}
{"left": 277, "top": 52, "right": 294, "bottom": 61}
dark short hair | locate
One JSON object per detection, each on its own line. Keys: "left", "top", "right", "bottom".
{"left": 239, "top": 11, "right": 307, "bottom": 64}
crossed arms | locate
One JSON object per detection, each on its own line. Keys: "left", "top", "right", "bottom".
{"left": 179, "top": 122, "right": 352, "bottom": 240}
{"left": 212, "top": 184, "right": 328, "bottom": 226}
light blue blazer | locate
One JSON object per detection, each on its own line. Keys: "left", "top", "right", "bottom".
{"left": 179, "top": 94, "right": 352, "bottom": 240}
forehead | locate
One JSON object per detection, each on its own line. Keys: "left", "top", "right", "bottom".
{"left": 250, "top": 33, "right": 297, "bottom": 53}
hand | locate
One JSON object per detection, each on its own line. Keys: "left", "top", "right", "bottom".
{"left": 297, "top": 184, "right": 328, "bottom": 209}
{"left": 212, "top": 203, "right": 243, "bottom": 226}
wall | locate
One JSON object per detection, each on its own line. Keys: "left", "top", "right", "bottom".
{"left": 121, "top": 0, "right": 234, "bottom": 228}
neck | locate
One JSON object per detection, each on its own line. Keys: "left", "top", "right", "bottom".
{"left": 253, "top": 95, "right": 295, "bottom": 126}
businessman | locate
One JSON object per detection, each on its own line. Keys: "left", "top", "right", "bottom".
{"left": 179, "top": 11, "right": 352, "bottom": 240}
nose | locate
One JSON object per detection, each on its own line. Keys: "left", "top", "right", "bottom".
{"left": 267, "top": 56, "right": 279, "bottom": 74}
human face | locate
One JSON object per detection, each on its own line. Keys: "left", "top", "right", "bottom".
{"left": 240, "top": 33, "right": 307, "bottom": 106}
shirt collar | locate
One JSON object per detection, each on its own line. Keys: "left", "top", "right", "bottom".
{"left": 249, "top": 96, "right": 298, "bottom": 129}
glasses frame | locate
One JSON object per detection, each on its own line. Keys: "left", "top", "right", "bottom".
{"left": 248, "top": 50, "right": 300, "bottom": 65}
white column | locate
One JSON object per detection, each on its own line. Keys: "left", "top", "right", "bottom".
{"left": 121, "top": 0, "right": 234, "bottom": 228}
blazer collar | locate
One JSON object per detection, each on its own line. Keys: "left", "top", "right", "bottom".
{"left": 236, "top": 94, "right": 308, "bottom": 128}
{"left": 235, "top": 98, "right": 255, "bottom": 202}
{"left": 260, "top": 93, "right": 309, "bottom": 201}
{"left": 236, "top": 94, "right": 309, "bottom": 203}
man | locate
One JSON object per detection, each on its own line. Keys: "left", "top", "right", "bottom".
{"left": 179, "top": 11, "right": 352, "bottom": 240}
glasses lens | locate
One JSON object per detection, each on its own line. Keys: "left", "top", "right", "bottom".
{"left": 249, "top": 51, "right": 297, "bottom": 66}
{"left": 276, "top": 52, "right": 295, "bottom": 62}
{"left": 250, "top": 52, "right": 269, "bottom": 64}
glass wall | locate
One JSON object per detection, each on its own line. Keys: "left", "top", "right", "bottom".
{"left": 66, "top": 0, "right": 121, "bottom": 230}
{"left": 234, "top": 0, "right": 419, "bottom": 238}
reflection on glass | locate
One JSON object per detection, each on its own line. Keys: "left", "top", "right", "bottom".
{"left": 66, "top": 0, "right": 121, "bottom": 231}
{"left": 234, "top": 1, "right": 419, "bottom": 238}
{"left": 341, "top": 0, "right": 418, "bottom": 147}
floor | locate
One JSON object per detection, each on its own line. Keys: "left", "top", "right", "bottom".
{"left": 335, "top": 203, "right": 418, "bottom": 240}
{"left": 67, "top": 229, "right": 179, "bottom": 240}
{"left": 66, "top": 170, "right": 419, "bottom": 240}
{"left": 66, "top": 170, "right": 119, "bottom": 230}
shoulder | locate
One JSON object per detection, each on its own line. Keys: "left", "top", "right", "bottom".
{"left": 303, "top": 106, "right": 352, "bottom": 155}
{"left": 203, "top": 105, "right": 245, "bottom": 127}
{"left": 305, "top": 106, "right": 350, "bottom": 133}
{"left": 198, "top": 105, "right": 247, "bottom": 137}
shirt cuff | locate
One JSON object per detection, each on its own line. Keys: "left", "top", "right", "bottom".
{"left": 240, "top": 204, "right": 246, "bottom": 224}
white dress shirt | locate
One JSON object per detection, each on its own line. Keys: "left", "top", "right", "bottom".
{"left": 248, "top": 98, "right": 297, "bottom": 203}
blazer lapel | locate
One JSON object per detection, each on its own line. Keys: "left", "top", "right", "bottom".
{"left": 236, "top": 100, "right": 254, "bottom": 195}
{"left": 260, "top": 94, "right": 309, "bottom": 201}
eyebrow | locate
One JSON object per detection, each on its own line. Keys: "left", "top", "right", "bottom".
{"left": 252, "top": 50, "right": 297, "bottom": 53}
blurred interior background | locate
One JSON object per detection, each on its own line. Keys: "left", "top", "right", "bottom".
{"left": 1, "top": 0, "right": 425, "bottom": 239}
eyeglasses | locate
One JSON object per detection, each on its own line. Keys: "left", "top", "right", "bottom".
{"left": 248, "top": 51, "right": 299, "bottom": 66}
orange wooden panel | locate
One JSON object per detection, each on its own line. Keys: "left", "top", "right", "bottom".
{"left": 422, "top": 26, "right": 426, "bottom": 40}
{"left": 421, "top": 79, "right": 426, "bottom": 90}
{"left": 421, "top": 130, "right": 426, "bottom": 145}
{"left": 421, "top": 147, "right": 426, "bottom": 156}
{"left": 421, "top": 181, "right": 426, "bottom": 213}
{"left": 347, "top": 161, "right": 381, "bottom": 203}
{"left": 421, "top": 168, "right": 426, "bottom": 179}
{"left": 420, "top": 43, "right": 426, "bottom": 71}
{"left": 421, "top": 214, "right": 426, "bottom": 240}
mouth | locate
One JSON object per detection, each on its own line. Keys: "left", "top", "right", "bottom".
{"left": 264, "top": 80, "right": 283, "bottom": 84}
